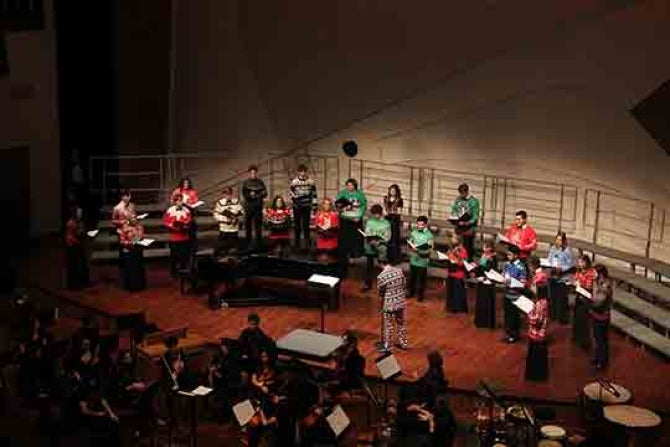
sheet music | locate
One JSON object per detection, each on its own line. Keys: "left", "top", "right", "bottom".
{"left": 436, "top": 251, "right": 449, "bottom": 261}
{"left": 326, "top": 405, "right": 351, "bottom": 437}
{"left": 191, "top": 385, "right": 213, "bottom": 396}
{"left": 86, "top": 229, "right": 99, "bottom": 238}
{"left": 137, "top": 238, "right": 155, "bottom": 247}
{"left": 513, "top": 295, "right": 535, "bottom": 314}
{"left": 308, "top": 274, "right": 340, "bottom": 287}
{"left": 464, "top": 261, "right": 476, "bottom": 272}
{"left": 136, "top": 213, "right": 149, "bottom": 220}
{"left": 376, "top": 354, "right": 401, "bottom": 380}
{"left": 497, "top": 233, "right": 514, "bottom": 245}
{"left": 540, "top": 257, "right": 553, "bottom": 268}
{"left": 178, "top": 390, "right": 194, "bottom": 397}
{"left": 509, "top": 277, "right": 525, "bottom": 289}
{"left": 576, "top": 286, "right": 592, "bottom": 299}
{"left": 233, "top": 400, "right": 256, "bottom": 426}
{"left": 485, "top": 270, "right": 506, "bottom": 283}
{"left": 191, "top": 200, "right": 205, "bottom": 208}
{"left": 407, "top": 240, "right": 417, "bottom": 250}
{"left": 358, "top": 228, "right": 367, "bottom": 237}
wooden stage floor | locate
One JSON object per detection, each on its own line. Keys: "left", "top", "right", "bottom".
{"left": 19, "top": 248, "right": 670, "bottom": 416}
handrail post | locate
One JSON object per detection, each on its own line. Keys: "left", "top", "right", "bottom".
{"left": 428, "top": 169, "right": 435, "bottom": 218}
{"left": 409, "top": 167, "right": 414, "bottom": 216}
{"left": 558, "top": 184, "right": 564, "bottom": 233}
{"left": 593, "top": 190, "right": 601, "bottom": 246}
{"left": 480, "top": 175, "right": 487, "bottom": 228}
{"left": 645, "top": 203, "right": 654, "bottom": 259}
{"left": 359, "top": 160, "right": 364, "bottom": 189}
{"left": 500, "top": 178, "right": 508, "bottom": 229}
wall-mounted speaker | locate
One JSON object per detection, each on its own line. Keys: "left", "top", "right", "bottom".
{"left": 630, "top": 79, "right": 670, "bottom": 156}
{"left": 342, "top": 140, "right": 358, "bottom": 158}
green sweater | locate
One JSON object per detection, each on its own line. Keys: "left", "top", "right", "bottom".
{"left": 363, "top": 217, "right": 391, "bottom": 257}
{"left": 450, "top": 195, "right": 480, "bottom": 227}
{"left": 336, "top": 189, "right": 367, "bottom": 221}
{"left": 408, "top": 228, "right": 434, "bottom": 268}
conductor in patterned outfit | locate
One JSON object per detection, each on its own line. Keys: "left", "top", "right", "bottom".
{"left": 377, "top": 256, "right": 408, "bottom": 353}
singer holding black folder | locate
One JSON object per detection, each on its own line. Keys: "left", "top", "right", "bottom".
{"left": 362, "top": 204, "right": 391, "bottom": 291}
{"left": 573, "top": 254, "right": 596, "bottom": 351}
{"left": 450, "top": 183, "right": 480, "bottom": 260}
{"left": 335, "top": 178, "right": 367, "bottom": 264}
{"left": 547, "top": 232, "right": 574, "bottom": 324}
{"left": 407, "top": 216, "right": 433, "bottom": 302}
{"left": 474, "top": 240, "right": 497, "bottom": 328}
{"left": 590, "top": 264, "right": 613, "bottom": 370}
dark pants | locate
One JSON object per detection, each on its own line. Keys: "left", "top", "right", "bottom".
{"left": 474, "top": 282, "right": 496, "bottom": 328}
{"left": 504, "top": 297, "right": 521, "bottom": 340}
{"left": 217, "top": 231, "right": 239, "bottom": 256}
{"left": 446, "top": 277, "right": 468, "bottom": 313}
{"left": 408, "top": 265, "right": 427, "bottom": 301}
{"left": 549, "top": 279, "right": 569, "bottom": 324}
{"left": 121, "top": 245, "right": 146, "bottom": 292}
{"left": 293, "top": 206, "right": 312, "bottom": 248}
{"left": 573, "top": 297, "right": 592, "bottom": 350}
{"left": 337, "top": 218, "right": 363, "bottom": 265}
{"left": 364, "top": 255, "right": 377, "bottom": 288}
{"left": 593, "top": 318, "right": 609, "bottom": 366}
{"left": 525, "top": 340, "right": 548, "bottom": 381}
{"left": 461, "top": 232, "right": 475, "bottom": 261}
{"left": 66, "top": 244, "right": 89, "bottom": 290}
{"left": 386, "top": 214, "right": 401, "bottom": 263}
{"left": 245, "top": 208, "right": 263, "bottom": 247}
{"left": 169, "top": 241, "right": 191, "bottom": 278}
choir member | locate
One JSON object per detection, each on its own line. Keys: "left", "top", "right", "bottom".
{"left": 362, "top": 204, "right": 391, "bottom": 291}
{"left": 450, "top": 183, "right": 480, "bottom": 260}
{"left": 573, "top": 254, "right": 596, "bottom": 350}
{"left": 242, "top": 165, "right": 268, "bottom": 249}
{"left": 111, "top": 190, "right": 136, "bottom": 229}
{"left": 524, "top": 287, "right": 549, "bottom": 382}
{"left": 591, "top": 264, "right": 613, "bottom": 370}
{"left": 407, "top": 216, "right": 433, "bottom": 302}
{"left": 65, "top": 206, "right": 90, "bottom": 290}
{"left": 264, "top": 195, "right": 292, "bottom": 257}
{"left": 474, "top": 240, "right": 497, "bottom": 329}
{"left": 446, "top": 233, "right": 468, "bottom": 314}
{"left": 314, "top": 198, "right": 339, "bottom": 257}
{"left": 502, "top": 245, "right": 527, "bottom": 343}
{"left": 212, "top": 186, "right": 244, "bottom": 256}
{"left": 163, "top": 193, "right": 193, "bottom": 278}
{"left": 547, "top": 231, "right": 574, "bottom": 324}
{"left": 173, "top": 178, "right": 200, "bottom": 254}
{"left": 503, "top": 210, "right": 537, "bottom": 261}
{"left": 335, "top": 178, "right": 367, "bottom": 264}
{"left": 117, "top": 217, "right": 146, "bottom": 292}
{"left": 377, "top": 256, "right": 408, "bottom": 352}
{"left": 289, "top": 164, "right": 318, "bottom": 250}
{"left": 383, "top": 184, "right": 404, "bottom": 263}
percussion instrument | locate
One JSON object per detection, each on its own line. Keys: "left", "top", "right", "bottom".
{"left": 537, "top": 440, "right": 561, "bottom": 447}
{"left": 604, "top": 405, "right": 661, "bottom": 447}
{"left": 581, "top": 381, "right": 632, "bottom": 423}
{"left": 540, "top": 424, "right": 566, "bottom": 440}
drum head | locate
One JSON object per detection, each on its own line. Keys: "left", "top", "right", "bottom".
{"left": 540, "top": 424, "right": 566, "bottom": 440}
{"left": 537, "top": 441, "right": 561, "bottom": 447}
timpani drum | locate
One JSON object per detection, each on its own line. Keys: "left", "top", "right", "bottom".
{"left": 540, "top": 424, "right": 567, "bottom": 442}
{"left": 581, "top": 382, "right": 632, "bottom": 423}
{"left": 603, "top": 405, "right": 661, "bottom": 447}
{"left": 537, "top": 441, "right": 561, "bottom": 447}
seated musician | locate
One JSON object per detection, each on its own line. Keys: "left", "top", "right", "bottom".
{"left": 161, "top": 336, "right": 192, "bottom": 429}
{"left": 315, "top": 198, "right": 340, "bottom": 260}
{"left": 264, "top": 195, "right": 293, "bottom": 258}
{"left": 213, "top": 186, "right": 244, "bottom": 256}
{"left": 238, "top": 313, "right": 276, "bottom": 376}
{"left": 335, "top": 332, "right": 365, "bottom": 394}
{"left": 79, "top": 387, "right": 121, "bottom": 446}
{"left": 208, "top": 338, "right": 241, "bottom": 424}
{"left": 246, "top": 392, "right": 279, "bottom": 447}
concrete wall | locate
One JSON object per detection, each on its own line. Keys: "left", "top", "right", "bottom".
{"left": 172, "top": 0, "right": 670, "bottom": 208}
{"left": 0, "top": 0, "right": 60, "bottom": 235}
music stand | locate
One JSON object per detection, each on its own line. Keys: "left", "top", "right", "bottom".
{"left": 177, "top": 386, "right": 213, "bottom": 447}
{"left": 306, "top": 274, "right": 340, "bottom": 332}
{"left": 376, "top": 353, "right": 402, "bottom": 405}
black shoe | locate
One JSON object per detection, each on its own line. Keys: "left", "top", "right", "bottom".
{"left": 361, "top": 284, "right": 371, "bottom": 292}
{"left": 395, "top": 344, "right": 408, "bottom": 351}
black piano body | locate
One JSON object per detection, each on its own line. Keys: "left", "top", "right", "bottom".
{"left": 197, "top": 252, "right": 343, "bottom": 310}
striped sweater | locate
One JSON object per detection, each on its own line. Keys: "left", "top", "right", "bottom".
{"left": 289, "top": 176, "right": 318, "bottom": 209}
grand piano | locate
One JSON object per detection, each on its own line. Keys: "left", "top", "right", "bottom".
{"left": 196, "top": 251, "right": 344, "bottom": 310}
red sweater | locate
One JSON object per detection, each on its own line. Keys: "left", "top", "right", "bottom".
{"left": 65, "top": 218, "right": 82, "bottom": 247}
{"left": 527, "top": 298, "right": 548, "bottom": 341}
{"left": 504, "top": 224, "right": 537, "bottom": 259}
{"left": 163, "top": 206, "right": 192, "bottom": 242}
{"left": 575, "top": 267, "right": 597, "bottom": 291}
{"left": 172, "top": 187, "right": 200, "bottom": 207}
{"left": 265, "top": 208, "right": 292, "bottom": 240}
{"left": 315, "top": 210, "right": 339, "bottom": 250}
{"left": 447, "top": 246, "right": 468, "bottom": 279}
{"left": 118, "top": 223, "right": 144, "bottom": 247}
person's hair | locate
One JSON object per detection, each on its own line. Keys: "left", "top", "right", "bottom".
{"left": 417, "top": 215, "right": 428, "bottom": 224}
{"left": 370, "top": 204, "right": 383, "bottom": 215}
{"left": 344, "top": 331, "right": 358, "bottom": 346}
{"left": 508, "top": 245, "right": 520, "bottom": 255}
{"left": 458, "top": 183, "right": 469, "bottom": 194}
{"left": 222, "top": 186, "right": 232, "bottom": 195}
{"left": 594, "top": 264, "right": 609, "bottom": 279}
{"left": 248, "top": 164, "right": 258, "bottom": 172}
{"left": 178, "top": 177, "right": 193, "bottom": 189}
{"left": 120, "top": 189, "right": 131, "bottom": 198}
{"left": 578, "top": 253, "right": 592, "bottom": 268}
{"left": 271, "top": 195, "right": 286, "bottom": 209}
{"left": 450, "top": 232, "right": 462, "bottom": 244}
{"left": 387, "top": 184, "right": 402, "bottom": 198}
{"left": 165, "top": 335, "right": 178, "bottom": 349}
{"left": 515, "top": 210, "right": 527, "bottom": 220}
{"left": 556, "top": 231, "right": 568, "bottom": 248}
{"left": 248, "top": 313, "right": 260, "bottom": 324}
{"left": 296, "top": 163, "right": 308, "bottom": 172}
{"left": 320, "top": 197, "right": 332, "bottom": 209}
{"left": 171, "top": 192, "right": 182, "bottom": 203}
{"left": 425, "top": 351, "right": 445, "bottom": 381}
{"left": 528, "top": 255, "right": 540, "bottom": 269}
{"left": 345, "top": 178, "right": 358, "bottom": 190}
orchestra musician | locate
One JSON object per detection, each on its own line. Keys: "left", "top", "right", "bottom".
{"left": 445, "top": 233, "right": 468, "bottom": 314}
{"left": 590, "top": 264, "right": 613, "bottom": 370}
{"left": 289, "top": 164, "right": 318, "bottom": 250}
{"left": 238, "top": 313, "right": 276, "bottom": 376}
{"left": 163, "top": 193, "right": 193, "bottom": 278}
{"left": 502, "top": 245, "right": 527, "bottom": 343}
{"left": 314, "top": 198, "right": 340, "bottom": 259}
{"left": 407, "top": 216, "right": 434, "bottom": 302}
{"left": 362, "top": 204, "right": 391, "bottom": 292}
{"left": 450, "top": 183, "right": 480, "bottom": 261}
{"left": 264, "top": 195, "right": 293, "bottom": 258}
{"left": 503, "top": 210, "right": 538, "bottom": 261}
{"left": 213, "top": 186, "right": 244, "bottom": 256}
{"left": 525, "top": 258, "right": 549, "bottom": 382}
{"left": 335, "top": 178, "right": 367, "bottom": 265}
{"left": 383, "top": 184, "right": 404, "bottom": 263}
{"left": 117, "top": 216, "right": 146, "bottom": 292}
{"left": 161, "top": 336, "right": 190, "bottom": 430}
{"left": 242, "top": 165, "right": 268, "bottom": 249}
{"left": 208, "top": 338, "right": 241, "bottom": 424}
{"left": 573, "top": 254, "right": 596, "bottom": 351}
{"left": 246, "top": 350, "right": 280, "bottom": 447}
{"left": 473, "top": 240, "right": 497, "bottom": 329}
{"left": 377, "top": 256, "right": 408, "bottom": 353}
{"left": 65, "top": 206, "right": 90, "bottom": 290}
{"left": 546, "top": 231, "right": 574, "bottom": 324}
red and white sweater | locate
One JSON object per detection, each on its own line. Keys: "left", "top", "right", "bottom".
{"left": 163, "top": 205, "right": 192, "bottom": 242}
{"left": 172, "top": 187, "right": 200, "bottom": 207}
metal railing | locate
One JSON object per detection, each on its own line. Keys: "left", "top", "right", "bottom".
{"left": 88, "top": 152, "right": 669, "bottom": 264}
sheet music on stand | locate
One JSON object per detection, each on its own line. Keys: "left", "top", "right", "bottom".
{"left": 137, "top": 238, "right": 155, "bottom": 247}
{"left": 136, "top": 213, "right": 149, "bottom": 220}
{"left": 576, "top": 286, "right": 592, "bottom": 299}
{"left": 513, "top": 295, "right": 535, "bottom": 314}
{"left": 326, "top": 405, "right": 351, "bottom": 438}
{"left": 86, "top": 229, "right": 99, "bottom": 238}
{"left": 233, "top": 399, "right": 256, "bottom": 426}
{"left": 376, "top": 353, "right": 402, "bottom": 380}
